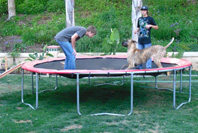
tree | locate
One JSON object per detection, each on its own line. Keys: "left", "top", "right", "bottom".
{"left": 131, "top": 0, "right": 142, "bottom": 43}
{"left": 65, "top": 0, "right": 75, "bottom": 27}
{"left": 7, "top": 0, "right": 16, "bottom": 20}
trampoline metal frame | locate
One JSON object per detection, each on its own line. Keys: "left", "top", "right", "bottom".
{"left": 21, "top": 65, "right": 192, "bottom": 116}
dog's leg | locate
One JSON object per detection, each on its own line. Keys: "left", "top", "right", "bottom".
{"left": 153, "top": 59, "right": 163, "bottom": 68}
{"left": 121, "top": 64, "right": 128, "bottom": 70}
{"left": 153, "top": 51, "right": 166, "bottom": 68}
{"left": 126, "top": 63, "right": 135, "bottom": 70}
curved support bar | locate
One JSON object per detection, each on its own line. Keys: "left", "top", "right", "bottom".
{"left": 173, "top": 66, "right": 192, "bottom": 110}
{"left": 38, "top": 75, "right": 58, "bottom": 94}
{"left": 91, "top": 113, "right": 125, "bottom": 116}
{"left": 21, "top": 69, "right": 37, "bottom": 110}
{"left": 39, "top": 86, "right": 58, "bottom": 94}
{"left": 21, "top": 100, "right": 36, "bottom": 110}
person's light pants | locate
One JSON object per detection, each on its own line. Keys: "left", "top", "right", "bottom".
{"left": 56, "top": 40, "right": 76, "bottom": 69}
{"left": 138, "top": 43, "right": 152, "bottom": 69}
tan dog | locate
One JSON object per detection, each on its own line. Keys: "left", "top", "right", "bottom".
{"left": 122, "top": 38, "right": 174, "bottom": 70}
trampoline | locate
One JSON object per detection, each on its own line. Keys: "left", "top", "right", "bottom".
{"left": 21, "top": 55, "right": 192, "bottom": 116}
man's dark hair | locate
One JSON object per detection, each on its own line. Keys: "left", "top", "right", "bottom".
{"left": 87, "top": 26, "right": 97, "bottom": 35}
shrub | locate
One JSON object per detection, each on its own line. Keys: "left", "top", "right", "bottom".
{"left": 102, "top": 28, "right": 120, "bottom": 55}
{"left": 17, "top": 0, "right": 46, "bottom": 14}
{"left": 0, "top": 0, "right": 7, "bottom": 15}
{"left": 26, "top": 44, "right": 54, "bottom": 61}
{"left": 47, "top": 0, "right": 65, "bottom": 13}
{"left": 21, "top": 28, "right": 37, "bottom": 45}
{"left": 35, "top": 30, "right": 54, "bottom": 44}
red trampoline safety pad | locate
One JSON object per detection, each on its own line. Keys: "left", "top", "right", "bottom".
{"left": 21, "top": 55, "right": 192, "bottom": 75}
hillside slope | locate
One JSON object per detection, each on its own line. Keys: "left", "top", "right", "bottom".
{"left": 0, "top": 0, "right": 197, "bottom": 53}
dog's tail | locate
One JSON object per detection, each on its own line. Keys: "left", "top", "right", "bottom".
{"left": 165, "top": 37, "right": 174, "bottom": 49}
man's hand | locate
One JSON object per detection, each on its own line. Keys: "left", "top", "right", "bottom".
{"left": 73, "top": 49, "right": 76, "bottom": 56}
{"left": 145, "top": 24, "right": 159, "bottom": 30}
{"left": 134, "top": 28, "right": 140, "bottom": 34}
{"left": 71, "top": 33, "right": 79, "bottom": 56}
{"left": 145, "top": 24, "right": 152, "bottom": 29}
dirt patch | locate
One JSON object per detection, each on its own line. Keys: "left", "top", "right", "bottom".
{"left": 104, "top": 120, "right": 130, "bottom": 126}
{"left": 60, "top": 125, "right": 82, "bottom": 132}
{"left": 0, "top": 36, "right": 22, "bottom": 52}
{"left": 25, "top": 44, "right": 44, "bottom": 53}
{"left": 148, "top": 124, "right": 160, "bottom": 133}
{"left": 0, "top": 35, "right": 43, "bottom": 53}
{"left": 81, "top": 11, "right": 92, "bottom": 18}
{"left": 0, "top": 13, "right": 54, "bottom": 53}
{"left": 13, "top": 119, "right": 33, "bottom": 126}
{"left": 37, "top": 15, "right": 52, "bottom": 25}
{"left": 188, "top": 0, "right": 197, "bottom": 4}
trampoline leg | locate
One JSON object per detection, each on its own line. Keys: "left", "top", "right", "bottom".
{"left": 173, "top": 67, "right": 192, "bottom": 110}
{"left": 35, "top": 73, "right": 39, "bottom": 109}
{"left": 128, "top": 73, "right": 134, "bottom": 116}
{"left": 155, "top": 76, "right": 158, "bottom": 88}
{"left": 76, "top": 73, "right": 81, "bottom": 115}
{"left": 21, "top": 69, "right": 36, "bottom": 110}
{"left": 32, "top": 72, "right": 34, "bottom": 94}
{"left": 88, "top": 75, "right": 91, "bottom": 86}
{"left": 173, "top": 70, "right": 176, "bottom": 109}
{"left": 179, "top": 69, "right": 183, "bottom": 93}
{"left": 121, "top": 75, "right": 125, "bottom": 85}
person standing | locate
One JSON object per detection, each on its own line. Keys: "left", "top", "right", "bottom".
{"left": 55, "top": 26, "right": 97, "bottom": 69}
{"left": 134, "top": 6, "right": 158, "bottom": 69}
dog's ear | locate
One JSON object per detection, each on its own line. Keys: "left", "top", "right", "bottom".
{"left": 122, "top": 41, "right": 128, "bottom": 47}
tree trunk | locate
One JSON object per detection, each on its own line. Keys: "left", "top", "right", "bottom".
{"left": 65, "top": 0, "right": 75, "bottom": 27}
{"left": 7, "top": 0, "right": 16, "bottom": 20}
{"left": 131, "top": 0, "right": 142, "bottom": 43}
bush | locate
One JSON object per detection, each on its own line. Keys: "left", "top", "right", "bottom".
{"left": 35, "top": 29, "right": 54, "bottom": 44}
{"left": 21, "top": 28, "right": 37, "bottom": 45}
{"left": 0, "top": 0, "right": 8, "bottom": 15}
{"left": 47, "top": 0, "right": 65, "bottom": 13}
{"left": 17, "top": 0, "right": 46, "bottom": 14}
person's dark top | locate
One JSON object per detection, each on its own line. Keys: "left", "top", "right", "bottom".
{"left": 137, "top": 16, "right": 157, "bottom": 44}
{"left": 55, "top": 26, "right": 86, "bottom": 42}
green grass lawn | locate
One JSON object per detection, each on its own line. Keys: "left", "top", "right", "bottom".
{"left": 0, "top": 74, "right": 198, "bottom": 132}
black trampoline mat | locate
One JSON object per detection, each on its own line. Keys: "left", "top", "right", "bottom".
{"left": 34, "top": 58, "right": 178, "bottom": 70}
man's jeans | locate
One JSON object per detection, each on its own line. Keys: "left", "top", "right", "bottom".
{"left": 138, "top": 43, "right": 152, "bottom": 69}
{"left": 56, "top": 40, "right": 76, "bottom": 69}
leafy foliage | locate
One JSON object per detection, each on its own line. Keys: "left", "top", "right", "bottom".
{"left": 17, "top": 0, "right": 46, "bottom": 14}
{"left": 26, "top": 45, "right": 54, "bottom": 61}
{"left": 0, "top": 0, "right": 7, "bottom": 15}
{"left": 0, "top": 0, "right": 197, "bottom": 53}
{"left": 46, "top": 0, "right": 65, "bottom": 13}
{"left": 102, "top": 28, "right": 120, "bottom": 55}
